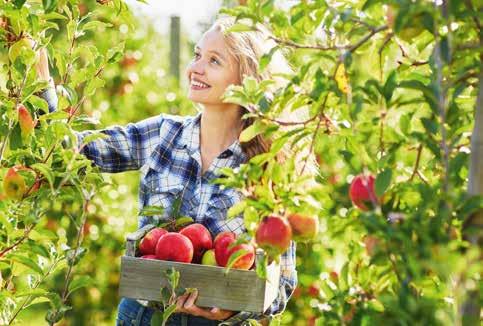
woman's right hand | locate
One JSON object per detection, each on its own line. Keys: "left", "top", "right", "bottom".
{"left": 25, "top": 36, "right": 57, "bottom": 112}
{"left": 24, "top": 36, "right": 52, "bottom": 86}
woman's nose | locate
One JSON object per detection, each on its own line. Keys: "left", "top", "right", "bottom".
{"left": 188, "top": 59, "right": 206, "bottom": 75}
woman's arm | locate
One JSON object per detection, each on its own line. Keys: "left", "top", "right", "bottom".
{"left": 34, "top": 43, "right": 163, "bottom": 172}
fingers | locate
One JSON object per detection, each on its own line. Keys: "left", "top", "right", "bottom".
{"left": 176, "top": 291, "right": 236, "bottom": 321}
{"left": 175, "top": 293, "right": 189, "bottom": 313}
{"left": 183, "top": 289, "right": 198, "bottom": 309}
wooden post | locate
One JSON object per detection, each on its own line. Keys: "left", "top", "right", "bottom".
{"left": 170, "top": 16, "right": 180, "bottom": 85}
{"left": 461, "top": 71, "right": 482, "bottom": 326}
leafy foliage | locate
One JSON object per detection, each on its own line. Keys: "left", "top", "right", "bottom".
{"left": 0, "top": 0, "right": 481, "bottom": 325}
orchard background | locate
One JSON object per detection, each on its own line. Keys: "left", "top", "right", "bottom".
{"left": 0, "top": 0, "right": 481, "bottom": 325}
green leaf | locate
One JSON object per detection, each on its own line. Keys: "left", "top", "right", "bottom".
{"left": 239, "top": 120, "right": 268, "bottom": 143}
{"left": 28, "top": 95, "right": 49, "bottom": 114}
{"left": 31, "top": 163, "right": 55, "bottom": 190}
{"left": 255, "top": 254, "right": 267, "bottom": 280}
{"left": 224, "top": 23, "right": 254, "bottom": 33}
{"left": 68, "top": 275, "right": 94, "bottom": 295}
{"left": 139, "top": 205, "right": 164, "bottom": 216}
{"left": 383, "top": 70, "right": 397, "bottom": 103}
{"left": 42, "top": 0, "right": 57, "bottom": 13}
{"left": 162, "top": 304, "right": 177, "bottom": 324}
{"left": 368, "top": 299, "right": 385, "bottom": 312}
{"left": 10, "top": 254, "right": 44, "bottom": 275}
{"left": 243, "top": 76, "right": 258, "bottom": 95}
{"left": 82, "top": 21, "right": 112, "bottom": 32}
{"left": 13, "top": 0, "right": 27, "bottom": 8}
{"left": 175, "top": 216, "right": 194, "bottom": 228}
{"left": 399, "top": 114, "right": 410, "bottom": 135}
{"left": 42, "top": 12, "right": 67, "bottom": 20}
{"left": 224, "top": 248, "right": 249, "bottom": 275}
{"left": 375, "top": 169, "right": 392, "bottom": 198}
{"left": 84, "top": 77, "right": 105, "bottom": 96}
{"left": 259, "top": 46, "right": 279, "bottom": 71}
{"left": 227, "top": 200, "right": 247, "bottom": 219}
{"left": 165, "top": 267, "right": 180, "bottom": 291}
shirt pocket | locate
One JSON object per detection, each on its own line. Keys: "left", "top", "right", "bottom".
{"left": 139, "top": 156, "right": 185, "bottom": 226}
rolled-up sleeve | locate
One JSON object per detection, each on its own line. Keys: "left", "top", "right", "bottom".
{"left": 76, "top": 115, "right": 164, "bottom": 173}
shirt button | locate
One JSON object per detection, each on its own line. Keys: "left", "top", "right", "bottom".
{"left": 218, "top": 151, "right": 232, "bottom": 159}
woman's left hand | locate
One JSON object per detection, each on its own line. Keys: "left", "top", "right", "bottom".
{"left": 175, "top": 289, "right": 236, "bottom": 321}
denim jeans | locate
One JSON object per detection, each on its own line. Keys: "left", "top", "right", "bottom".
{"left": 116, "top": 298, "right": 223, "bottom": 326}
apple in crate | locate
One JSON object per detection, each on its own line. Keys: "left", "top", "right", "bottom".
{"left": 201, "top": 249, "right": 217, "bottom": 266}
{"left": 214, "top": 231, "right": 255, "bottom": 270}
{"left": 138, "top": 227, "right": 167, "bottom": 256}
{"left": 179, "top": 223, "right": 213, "bottom": 263}
{"left": 155, "top": 232, "right": 193, "bottom": 263}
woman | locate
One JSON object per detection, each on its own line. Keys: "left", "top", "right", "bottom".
{"left": 38, "top": 15, "right": 301, "bottom": 326}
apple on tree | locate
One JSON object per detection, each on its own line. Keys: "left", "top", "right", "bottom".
{"left": 287, "top": 213, "right": 319, "bottom": 242}
{"left": 3, "top": 167, "right": 26, "bottom": 200}
{"left": 349, "top": 174, "right": 380, "bottom": 211}
{"left": 17, "top": 104, "right": 37, "bottom": 140}
{"left": 255, "top": 215, "right": 292, "bottom": 257}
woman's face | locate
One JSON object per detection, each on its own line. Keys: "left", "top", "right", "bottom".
{"left": 186, "top": 28, "right": 240, "bottom": 106}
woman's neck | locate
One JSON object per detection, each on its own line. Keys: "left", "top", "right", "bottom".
{"left": 199, "top": 105, "right": 244, "bottom": 156}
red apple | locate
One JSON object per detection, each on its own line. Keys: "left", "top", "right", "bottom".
{"left": 226, "top": 243, "right": 255, "bottom": 270}
{"left": 139, "top": 227, "right": 168, "bottom": 256}
{"left": 329, "top": 271, "right": 339, "bottom": 284}
{"left": 349, "top": 174, "right": 379, "bottom": 211}
{"left": 287, "top": 213, "right": 319, "bottom": 242}
{"left": 141, "top": 254, "right": 157, "bottom": 260}
{"left": 17, "top": 105, "right": 36, "bottom": 139}
{"left": 214, "top": 231, "right": 236, "bottom": 267}
{"left": 155, "top": 232, "right": 193, "bottom": 263}
{"left": 3, "top": 167, "right": 26, "bottom": 200}
{"left": 255, "top": 215, "right": 292, "bottom": 257}
{"left": 308, "top": 283, "right": 320, "bottom": 298}
{"left": 179, "top": 223, "right": 213, "bottom": 263}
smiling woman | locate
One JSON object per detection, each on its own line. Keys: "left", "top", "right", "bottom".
{"left": 36, "top": 13, "right": 305, "bottom": 326}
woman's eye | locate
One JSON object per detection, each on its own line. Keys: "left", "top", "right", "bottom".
{"left": 211, "top": 57, "right": 220, "bottom": 65}
{"left": 193, "top": 52, "right": 200, "bottom": 59}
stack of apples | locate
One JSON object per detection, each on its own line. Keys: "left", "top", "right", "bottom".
{"left": 136, "top": 223, "right": 256, "bottom": 270}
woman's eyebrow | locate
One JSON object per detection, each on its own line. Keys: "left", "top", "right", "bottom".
{"left": 194, "top": 46, "right": 226, "bottom": 61}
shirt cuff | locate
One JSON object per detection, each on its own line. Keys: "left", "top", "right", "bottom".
{"left": 38, "top": 80, "right": 57, "bottom": 113}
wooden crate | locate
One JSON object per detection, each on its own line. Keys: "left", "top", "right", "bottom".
{"left": 119, "top": 224, "right": 280, "bottom": 313}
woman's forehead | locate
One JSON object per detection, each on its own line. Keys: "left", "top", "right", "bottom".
{"left": 196, "top": 29, "right": 231, "bottom": 60}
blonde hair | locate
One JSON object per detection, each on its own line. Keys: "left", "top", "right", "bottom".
{"left": 212, "top": 15, "right": 318, "bottom": 178}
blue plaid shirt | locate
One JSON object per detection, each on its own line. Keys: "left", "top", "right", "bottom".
{"left": 42, "top": 88, "right": 297, "bottom": 325}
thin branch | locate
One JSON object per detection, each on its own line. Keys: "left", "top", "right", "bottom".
{"left": 348, "top": 25, "right": 388, "bottom": 53}
{"left": 267, "top": 25, "right": 388, "bottom": 53}
{"left": 0, "top": 224, "right": 35, "bottom": 258}
{"left": 7, "top": 258, "right": 61, "bottom": 325}
{"left": 408, "top": 144, "right": 423, "bottom": 182}
{"left": 61, "top": 199, "right": 88, "bottom": 302}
